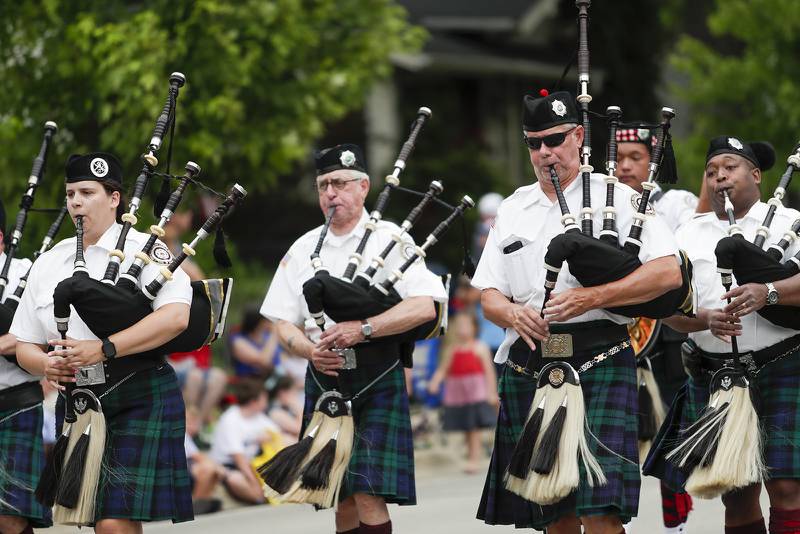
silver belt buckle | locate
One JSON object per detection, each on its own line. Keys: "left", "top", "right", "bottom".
{"left": 739, "top": 352, "right": 758, "bottom": 375}
{"left": 336, "top": 348, "right": 357, "bottom": 370}
{"left": 75, "top": 362, "right": 106, "bottom": 386}
{"left": 542, "top": 334, "right": 573, "bottom": 358}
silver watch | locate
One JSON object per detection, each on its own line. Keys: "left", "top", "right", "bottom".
{"left": 765, "top": 282, "right": 779, "bottom": 305}
{"left": 360, "top": 319, "right": 373, "bottom": 339}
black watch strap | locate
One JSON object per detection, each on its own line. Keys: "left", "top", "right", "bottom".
{"left": 101, "top": 337, "right": 117, "bottom": 360}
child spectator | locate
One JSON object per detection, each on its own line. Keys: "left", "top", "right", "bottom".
{"left": 428, "top": 312, "right": 498, "bottom": 473}
{"left": 266, "top": 373, "right": 303, "bottom": 443}
{"left": 229, "top": 308, "right": 280, "bottom": 379}
{"left": 209, "top": 379, "right": 279, "bottom": 504}
{"left": 184, "top": 407, "right": 224, "bottom": 515}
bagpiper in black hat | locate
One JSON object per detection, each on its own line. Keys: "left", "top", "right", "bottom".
{"left": 617, "top": 123, "right": 658, "bottom": 153}
{"left": 314, "top": 144, "right": 367, "bottom": 175}
{"left": 522, "top": 89, "right": 580, "bottom": 133}
{"left": 705, "top": 136, "right": 776, "bottom": 171}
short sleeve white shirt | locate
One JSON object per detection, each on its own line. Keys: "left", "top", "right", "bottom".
{"left": 10, "top": 223, "right": 192, "bottom": 347}
{"left": 652, "top": 184, "right": 699, "bottom": 233}
{"left": 209, "top": 405, "right": 279, "bottom": 464}
{"left": 677, "top": 201, "right": 800, "bottom": 353}
{"left": 260, "top": 209, "right": 447, "bottom": 342}
{"left": 0, "top": 254, "right": 36, "bottom": 389}
{"left": 472, "top": 173, "right": 680, "bottom": 363}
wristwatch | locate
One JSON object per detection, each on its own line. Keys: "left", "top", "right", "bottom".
{"left": 101, "top": 337, "right": 117, "bottom": 360}
{"left": 360, "top": 320, "right": 373, "bottom": 340}
{"left": 765, "top": 282, "right": 779, "bottom": 306}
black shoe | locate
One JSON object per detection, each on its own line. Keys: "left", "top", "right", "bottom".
{"left": 193, "top": 498, "right": 222, "bottom": 515}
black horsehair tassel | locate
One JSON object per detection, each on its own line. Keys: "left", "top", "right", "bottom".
{"left": 258, "top": 425, "right": 317, "bottom": 494}
{"left": 684, "top": 402, "right": 730, "bottom": 469}
{"left": 35, "top": 425, "right": 70, "bottom": 506}
{"left": 507, "top": 398, "right": 545, "bottom": 478}
{"left": 299, "top": 431, "right": 339, "bottom": 490}
{"left": 213, "top": 226, "right": 233, "bottom": 268}
{"left": 638, "top": 378, "right": 657, "bottom": 441}
{"left": 55, "top": 424, "right": 91, "bottom": 509}
{"left": 532, "top": 397, "right": 568, "bottom": 475}
{"left": 656, "top": 133, "right": 679, "bottom": 184}
{"left": 153, "top": 177, "right": 172, "bottom": 217}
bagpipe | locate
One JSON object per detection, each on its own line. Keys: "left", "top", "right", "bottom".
{"left": 0, "top": 121, "right": 59, "bottom": 333}
{"left": 714, "top": 143, "right": 800, "bottom": 329}
{"left": 665, "top": 191, "right": 764, "bottom": 499}
{"left": 257, "top": 108, "right": 475, "bottom": 509}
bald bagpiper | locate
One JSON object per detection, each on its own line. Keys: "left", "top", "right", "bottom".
{"left": 616, "top": 122, "right": 699, "bottom": 533}
{"left": 13, "top": 153, "right": 195, "bottom": 531}
{"left": 260, "top": 144, "right": 448, "bottom": 534}
{"left": 0, "top": 196, "right": 48, "bottom": 534}
{"left": 646, "top": 136, "right": 800, "bottom": 534}
{"left": 474, "top": 91, "right": 685, "bottom": 533}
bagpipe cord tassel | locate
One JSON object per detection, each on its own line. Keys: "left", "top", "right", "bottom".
{"left": 684, "top": 384, "right": 764, "bottom": 499}
{"left": 258, "top": 410, "right": 323, "bottom": 495}
{"left": 35, "top": 423, "right": 71, "bottom": 506}
{"left": 637, "top": 364, "right": 666, "bottom": 460}
{"left": 53, "top": 408, "right": 106, "bottom": 525}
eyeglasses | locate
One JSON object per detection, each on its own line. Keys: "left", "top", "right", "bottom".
{"left": 315, "top": 177, "right": 362, "bottom": 192}
{"left": 523, "top": 128, "right": 576, "bottom": 150}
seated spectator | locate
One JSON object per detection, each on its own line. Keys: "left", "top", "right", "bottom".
{"left": 265, "top": 373, "right": 302, "bottom": 443}
{"left": 184, "top": 407, "right": 224, "bottom": 515}
{"left": 170, "top": 349, "right": 228, "bottom": 428}
{"left": 209, "top": 379, "right": 279, "bottom": 504}
{"left": 229, "top": 308, "right": 280, "bottom": 379}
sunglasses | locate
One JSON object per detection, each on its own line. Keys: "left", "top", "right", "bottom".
{"left": 315, "top": 177, "right": 362, "bottom": 192}
{"left": 523, "top": 128, "right": 576, "bottom": 150}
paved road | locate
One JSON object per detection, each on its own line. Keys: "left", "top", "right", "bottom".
{"left": 48, "top": 468, "right": 770, "bottom": 533}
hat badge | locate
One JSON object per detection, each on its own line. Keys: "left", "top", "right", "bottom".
{"left": 551, "top": 100, "right": 567, "bottom": 117}
{"left": 637, "top": 129, "right": 650, "bottom": 141}
{"left": 728, "top": 137, "right": 744, "bottom": 150}
{"left": 339, "top": 150, "right": 356, "bottom": 168}
{"left": 90, "top": 157, "right": 109, "bottom": 178}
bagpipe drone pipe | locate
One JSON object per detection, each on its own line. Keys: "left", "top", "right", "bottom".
{"left": 542, "top": 106, "right": 693, "bottom": 319}
{"left": 714, "top": 143, "right": 800, "bottom": 329}
{"left": 0, "top": 121, "right": 59, "bottom": 333}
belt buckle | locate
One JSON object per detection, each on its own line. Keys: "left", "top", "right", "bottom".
{"left": 542, "top": 333, "right": 573, "bottom": 358}
{"left": 336, "top": 348, "right": 357, "bottom": 370}
{"left": 739, "top": 352, "right": 757, "bottom": 375}
{"left": 75, "top": 362, "right": 106, "bottom": 386}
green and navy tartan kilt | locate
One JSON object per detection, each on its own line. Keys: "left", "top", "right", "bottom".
{"left": 477, "top": 344, "right": 640, "bottom": 530}
{"left": 56, "top": 364, "right": 193, "bottom": 524}
{"left": 0, "top": 401, "right": 52, "bottom": 527}
{"left": 644, "top": 346, "right": 800, "bottom": 490}
{"left": 302, "top": 361, "right": 415, "bottom": 506}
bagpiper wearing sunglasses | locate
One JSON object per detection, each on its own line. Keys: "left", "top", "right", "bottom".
{"left": 474, "top": 90, "right": 683, "bottom": 534}
{"left": 260, "top": 144, "right": 447, "bottom": 534}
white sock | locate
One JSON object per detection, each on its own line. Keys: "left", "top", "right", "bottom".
{"left": 664, "top": 524, "right": 686, "bottom": 534}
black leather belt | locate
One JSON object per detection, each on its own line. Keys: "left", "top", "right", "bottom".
{"left": 0, "top": 380, "right": 44, "bottom": 412}
{"left": 75, "top": 354, "right": 167, "bottom": 387}
{"left": 682, "top": 333, "right": 800, "bottom": 379}
{"left": 508, "top": 320, "right": 629, "bottom": 375}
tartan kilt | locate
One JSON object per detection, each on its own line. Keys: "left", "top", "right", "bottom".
{"left": 302, "top": 361, "right": 415, "bottom": 505}
{"left": 0, "top": 401, "right": 52, "bottom": 527}
{"left": 644, "top": 345, "right": 800, "bottom": 490}
{"left": 56, "top": 364, "right": 193, "bottom": 524}
{"left": 477, "top": 344, "right": 640, "bottom": 530}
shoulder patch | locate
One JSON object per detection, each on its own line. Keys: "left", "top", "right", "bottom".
{"left": 630, "top": 193, "right": 656, "bottom": 216}
{"left": 150, "top": 242, "right": 174, "bottom": 265}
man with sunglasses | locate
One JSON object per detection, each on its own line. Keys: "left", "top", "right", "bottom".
{"left": 616, "top": 124, "right": 698, "bottom": 534}
{"left": 474, "top": 90, "right": 683, "bottom": 534}
{"left": 260, "top": 144, "right": 447, "bottom": 534}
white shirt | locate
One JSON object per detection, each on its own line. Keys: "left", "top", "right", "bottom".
{"left": 260, "top": 209, "right": 448, "bottom": 341}
{"left": 209, "top": 405, "right": 279, "bottom": 465}
{"left": 0, "top": 253, "right": 35, "bottom": 389}
{"left": 472, "top": 172, "right": 680, "bottom": 363}
{"left": 651, "top": 184, "right": 699, "bottom": 233}
{"left": 10, "top": 223, "right": 192, "bottom": 348}
{"left": 677, "top": 201, "right": 800, "bottom": 353}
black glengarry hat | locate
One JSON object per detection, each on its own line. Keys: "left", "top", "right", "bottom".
{"left": 65, "top": 152, "right": 124, "bottom": 186}
{"left": 522, "top": 90, "right": 580, "bottom": 133}
{"left": 315, "top": 144, "right": 367, "bottom": 175}
{"left": 705, "top": 136, "right": 776, "bottom": 171}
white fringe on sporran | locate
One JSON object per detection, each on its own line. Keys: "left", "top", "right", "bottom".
{"left": 504, "top": 375, "right": 606, "bottom": 505}
{"left": 638, "top": 364, "right": 666, "bottom": 461}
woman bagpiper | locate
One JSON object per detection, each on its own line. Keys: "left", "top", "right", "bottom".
{"left": 12, "top": 152, "right": 194, "bottom": 533}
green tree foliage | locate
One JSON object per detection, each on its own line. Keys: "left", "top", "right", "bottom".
{"left": 0, "top": 0, "right": 424, "bottom": 256}
{"left": 669, "top": 0, "right": 800, "bottom": 193}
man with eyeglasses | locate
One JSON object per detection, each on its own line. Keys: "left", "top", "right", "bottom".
{"left": 260, "top": 144, "right": 447, "bottom": 534}
{"left": 474, "top": 90, "right": 683, "bottom": 534}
